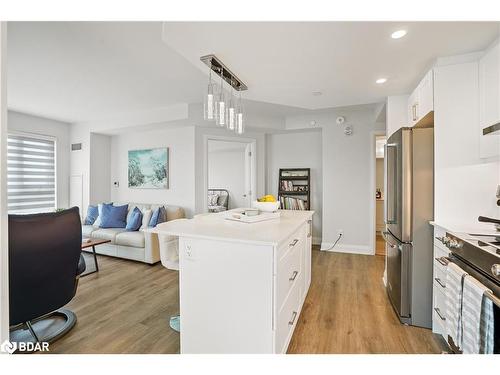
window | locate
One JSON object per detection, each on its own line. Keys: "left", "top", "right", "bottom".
{"left": 7, "top": 133, "right": 57, "bottom": 214}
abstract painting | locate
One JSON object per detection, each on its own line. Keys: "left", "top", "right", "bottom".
{"left": 128, "top": 148, "right": 169, "bottom": 189}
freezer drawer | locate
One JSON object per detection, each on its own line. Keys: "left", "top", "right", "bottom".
{"left": 383, "top": 231, "right": 411, "bottom": 320}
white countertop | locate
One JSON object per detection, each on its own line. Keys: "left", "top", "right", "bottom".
{"left": 151, "top": 209, "right": 314, "bottom": 246}
{"left": 429, "top": 221, "right": 500, "bottom": 236}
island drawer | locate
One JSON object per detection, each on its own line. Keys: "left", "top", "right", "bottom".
{"left": 276, "top": 237, "right": 302, "bottom": 311}
{"left": 277, "top": 224, "right": 306, "bottom": 261}
{"left": 275, "top": 279, "right": 301, "bottom": 353}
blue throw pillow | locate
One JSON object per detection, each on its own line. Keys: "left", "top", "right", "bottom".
{"left": 99, "top": 203, "right": 128, "bottom": 228}
{"left": 148, "top": 207, "right": 161, "bottom": 228}
{"left": 84, "top": 205, "right": 99, "bottom": 225}
{"left": 126, "top": 207, "right": 143, "bottom": 231}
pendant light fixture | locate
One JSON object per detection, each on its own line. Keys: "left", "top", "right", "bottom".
{"left": 200, "top": 55, "right": 247, "bottom": 134}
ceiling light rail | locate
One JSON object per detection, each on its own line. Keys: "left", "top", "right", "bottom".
{"left": 200, "top": 54, "right": 248, "bottom": 91}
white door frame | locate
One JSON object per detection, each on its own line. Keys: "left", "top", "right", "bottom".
{"left": 203, "top": 135, "right": 257, "bottom": 212}
{"left": 0, "top": 22, "right": 9, "bottom": 345}
{"left": 370, "top": 130, "right": 386, "bottom": 256}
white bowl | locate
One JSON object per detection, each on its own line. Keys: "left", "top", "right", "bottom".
{"left": 252, "top": 200, "right": 280, "bottom": 212}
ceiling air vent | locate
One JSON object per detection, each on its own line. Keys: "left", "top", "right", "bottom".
{"left": 71, "top": 143, "right": 82, "bottom": 151}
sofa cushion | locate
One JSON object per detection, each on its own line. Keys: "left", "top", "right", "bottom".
{"left": 82, "top": 224, "right": 97, "bottom": 238}
{"left": 115, "top": 231, "right": 145, "bottom": 248}
{"left": 91, "top": 228, "right": 126, "bottom": 244}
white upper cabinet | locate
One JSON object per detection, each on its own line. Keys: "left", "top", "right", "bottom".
{"left": 408, "top": 70, "right": 434, "bottom": 128}
{"left": 479, "top": 39, "right": 500, "bottom": 158}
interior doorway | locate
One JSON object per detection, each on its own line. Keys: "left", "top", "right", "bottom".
{"left": 375, "top": 135, "right": 386, "bottom": 256}
{"left": 206, "top": 139, "right": 253, "bottom": 212}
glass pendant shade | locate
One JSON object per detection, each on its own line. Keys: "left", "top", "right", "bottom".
{"left": 235, "top": 91, "right": 244, "bottom": 134}
{"left": 236, "top": 112, "right": 244, "bottom": 134}
{"left": 203, "top": 65, "right": 216, "bottom": 121}
{"left": 227, "top": 84, "right": 236, "bottom": 130}
{"left": 203, "top": 86, "right": 215, "bottom": 121}
{"left": 216, "top": 92, "right": 226, "bottom": 126}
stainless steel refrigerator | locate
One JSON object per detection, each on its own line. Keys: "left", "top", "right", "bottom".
{"left": 383, "top": 127, "right": 434, "bottom": 328}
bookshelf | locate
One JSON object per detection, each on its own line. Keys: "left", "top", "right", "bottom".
{"left": 278, "top": 168, "right": 310, "bottom": 210}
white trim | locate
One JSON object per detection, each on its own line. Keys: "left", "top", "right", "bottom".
{"left": 370, "top": 130, "right": 386, "bottom": 257}
{"left": 320, "top": 242, "right": 373, "bottom": 255}
{"left": 312, "top": 236, "right": 321, "bottom": 246}
{"left": 0, "top": 22, "right": 9, "bottom": 345}
{"left": 202, "top": 134, "right": 257, "bottom": 213}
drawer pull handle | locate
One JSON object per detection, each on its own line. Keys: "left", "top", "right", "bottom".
{"left": 289, "top": 239, "right": 299, "bottom": 247}
{"left": 289, "top": 271, "right": 298, "bottom": 281}
{"left": 434, "top": 307, "right": 446, "bottom": 321}
{"left": 288, "top": 311, "right": 298, "bottom": 325}
{"left": 435, "top": 257, "right": 448, "bottom": 266}
{"left": 435, "top": 277, "right": 446, "bottom": 289}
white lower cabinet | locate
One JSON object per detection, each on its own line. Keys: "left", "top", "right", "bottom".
{"left": 179, "top": 215, "right": 313, "bottom": 353}
{"left": 432, "top": 226, "right": 450, "bottom": 342}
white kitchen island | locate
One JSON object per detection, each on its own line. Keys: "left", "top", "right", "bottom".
{"left": 155, "top": 209, "right": 314, "bottom": 354}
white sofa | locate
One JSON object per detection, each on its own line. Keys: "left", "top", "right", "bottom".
{"left": 81, "top": 203, "right": 185, "bottom": 264}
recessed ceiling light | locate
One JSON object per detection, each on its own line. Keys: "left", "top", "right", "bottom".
{"left": 376, "top": 78, "right": 387, "bottom": 84}
{"left": 391, "top": 30, "right": 407, "bottom": 39}
{"left": 312, "top": 91, "right": 322, "bottom": 96}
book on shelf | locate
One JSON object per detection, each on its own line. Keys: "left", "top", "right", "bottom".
{"left": 279, "top": 180, "right": 308, "bottom": 192}
{"left": 279, "top": 196, "right": 308, "bottom": 210}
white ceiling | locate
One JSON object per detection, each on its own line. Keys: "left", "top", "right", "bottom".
{"left": 7, "top": 22, "right": 206, "bottom": 123}
{"left": 163, "top": 22, "right": 499, "bottom": 109}
{"left": 7, "top": 21, "right": 500, "bottom": 124}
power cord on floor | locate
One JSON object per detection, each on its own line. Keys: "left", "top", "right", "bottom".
{"left": 322, "top": 233, "right": 342, "bottom": 251}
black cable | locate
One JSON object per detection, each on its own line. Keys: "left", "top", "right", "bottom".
{"left": 322, "top": 233, "right": 342, "bottom": 251}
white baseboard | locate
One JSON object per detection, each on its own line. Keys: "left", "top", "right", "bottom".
{"left": 320, "top": 242, "right": 373, "bottom": 255}
{"left": 312, "top": 236, "right": 321, "bottom": 246}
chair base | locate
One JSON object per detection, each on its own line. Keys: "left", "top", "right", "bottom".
{"left": 10, "top": 309, "right": 77, "bottom": 350}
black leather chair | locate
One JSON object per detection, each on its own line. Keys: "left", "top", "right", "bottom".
{"left": 9, "top": 207, "right": 85, "bottom": 344}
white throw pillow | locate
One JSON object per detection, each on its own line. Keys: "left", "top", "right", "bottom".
{"left": 141, "top": 209, "right": 153, "bottom": 230}
{"left": 93, "top": 203, "right": 103, "bottom": 227}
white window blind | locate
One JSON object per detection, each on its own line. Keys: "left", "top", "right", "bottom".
{"left": 7, "top": 133, "right": 56, "bottom": 214}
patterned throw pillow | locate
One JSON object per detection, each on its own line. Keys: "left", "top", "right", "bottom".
{"left": 84, "top": 205, "right": 99, "bottom": 225}
{"left": 208, "top": 194, "right": 219, "bottom": 206}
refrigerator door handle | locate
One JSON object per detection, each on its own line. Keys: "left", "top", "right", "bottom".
{"left": 385, "top": 143, "right": 397, "bottom": 224}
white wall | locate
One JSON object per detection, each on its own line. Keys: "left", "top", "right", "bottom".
{"left": 208, "top": 142, "right": 247, "bottom": 209}
{"left": 7, "top": 110, "right": 71, "bottom": 209}
{"left": 110, "top": 126, "right": 196, "bottom": 217}
{"left": 434, "top": 60, "right": 500, "bottom": 225}
{"left": 266, "top": 130, "right": 323, "bottom": 244}
{"left": 286, "top": 108, "right": 385, "bottom": 254}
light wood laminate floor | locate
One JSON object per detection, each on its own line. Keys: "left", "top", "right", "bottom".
{"left": 47, "top": 248, "right": 445, "bottom": 354}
